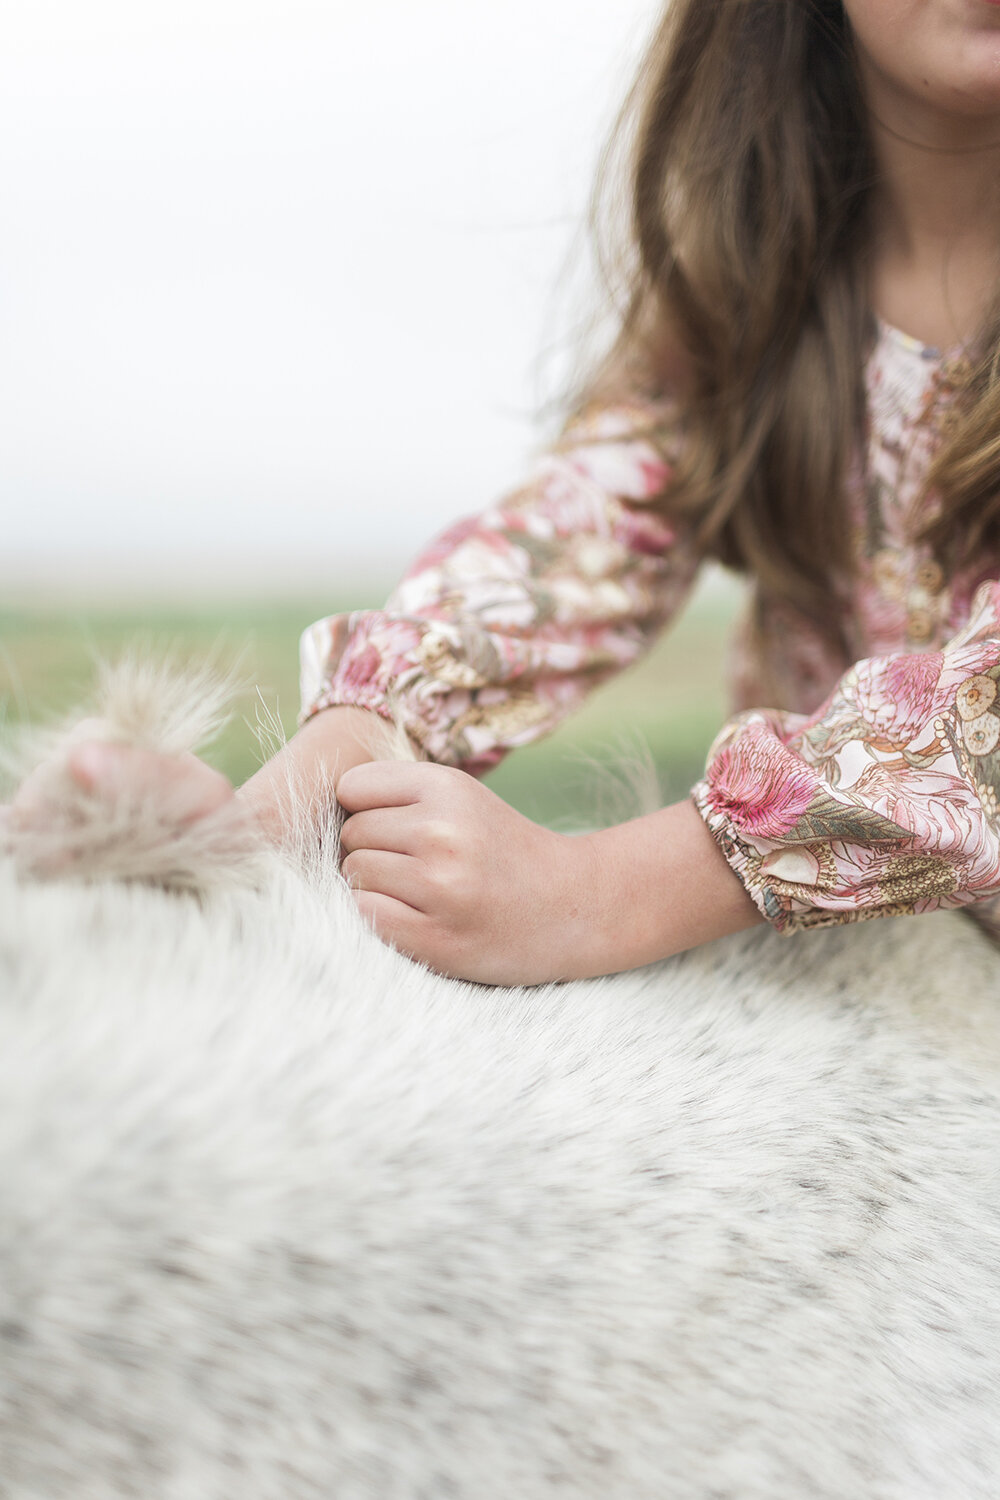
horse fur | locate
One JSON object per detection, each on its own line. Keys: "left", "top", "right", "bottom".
{"left": 2, "top": 666, "right": 1000, "bottom": 1499}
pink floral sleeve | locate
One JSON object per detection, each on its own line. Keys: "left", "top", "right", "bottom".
{"left": 692, "top": 581, "right": 1000, "bottom": 932}
{"left": 300, "top": 401, "right": 699, "bottom": 775}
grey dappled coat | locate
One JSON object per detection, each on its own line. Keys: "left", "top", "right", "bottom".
{"left": 1, "top": 667, "right": 999, "bottom": 1499}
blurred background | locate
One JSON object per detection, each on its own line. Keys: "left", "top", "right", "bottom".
{"left": 0, "top": 0, "right": 744, "bottom": 824}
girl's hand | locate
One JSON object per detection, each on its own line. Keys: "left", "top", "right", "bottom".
{"left": 2, "top": 735, "right": 242, "bottom": 881}
{"left": 337, "top": 761, "right": 603, "bottom": 986}
{"left": 8, "top": 738, "right": 235, "bottom": 833}
{"left": 338, "top": 762, "right": 764, "bottom": 985}
{"left": 67, "top": 740, "right": 236, "bottom": 818}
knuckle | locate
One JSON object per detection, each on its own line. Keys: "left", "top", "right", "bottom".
{"left": 425, "top": 864, "right": 460, "bottom": 904}
{"left": 425, "top": 847, "right": 472, "bottom": 895}
{"left": 422, "top": 817, "right": 455, "bottom": 850}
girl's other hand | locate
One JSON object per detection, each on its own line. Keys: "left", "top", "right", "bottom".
{"left": 337, "top": 761, "right": 603, "bottom": 986}
{"left": 3, "top": 704, "right": 387, "bottom": 861}
{"left": 9, "top": 738, "right": 236, "bottom": 833}
{"left": 72, "top": 741, "right": 235, "bottom": 819}
{"left": 2, "top": 735, "right": 242, "bottom": 882}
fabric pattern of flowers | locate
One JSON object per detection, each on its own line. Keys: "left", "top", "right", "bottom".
{"left": 693, "top": 591, "right": 1000, "bottom": 931}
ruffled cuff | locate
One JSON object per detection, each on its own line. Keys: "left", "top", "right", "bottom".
{"left": 298, "top": 610, "right": 568, "bottom": 777}
{"left": 691, "top": 777, "right": 818, "bottom": 934}
{"left": 299, "top": 609, "right": 488, "bottom": 764}
{"left": 691, "top": 697, "right": 1000, "bottom": 935}
{"left": 689, "top": 769, "right": 940, "bottom": 935}
{"left": 299, "top": 612, "right": 409, "bottom": 727}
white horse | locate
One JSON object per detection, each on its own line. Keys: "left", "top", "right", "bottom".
{"left": 2, "top": 664, "right": 999, "bottom": 1499}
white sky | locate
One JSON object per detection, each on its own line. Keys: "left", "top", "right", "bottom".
{"left": 0, "top": 0, "right": 660, "bottom": 597}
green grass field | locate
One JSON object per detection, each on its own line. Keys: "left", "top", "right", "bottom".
{"left": 0, "top": 576, "right": 743, "bottom": 828}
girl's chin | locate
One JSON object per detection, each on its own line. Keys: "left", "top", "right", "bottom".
{"left": 878, "top": 64, "right": 1000, "bottom": 135}
{"left": 919, "top": 34, "right": 1000, "bottom": 113}
{"left": 931, "top": 78, "right": 1000, "bottom": 125}
{"left": 850, "top": 5, "right": 1000, "bottom": 129}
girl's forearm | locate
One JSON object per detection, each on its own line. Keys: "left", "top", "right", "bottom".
{"left": 575, "top": 799, "right": 763, "bottom": 976}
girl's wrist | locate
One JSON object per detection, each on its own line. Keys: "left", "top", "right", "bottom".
{"left": 295, "top": 704, "right": 387, "bottom": 761}
{"left": 238, "top": 705, "right": 384, "bottom": 840}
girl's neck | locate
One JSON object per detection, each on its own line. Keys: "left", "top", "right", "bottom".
{"left": 861, "top": 66, "right": 1000, "bottom": 350}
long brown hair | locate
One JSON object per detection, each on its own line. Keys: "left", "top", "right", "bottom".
{"left": 581, "top": 0, "right": 1000, "bottom": 627}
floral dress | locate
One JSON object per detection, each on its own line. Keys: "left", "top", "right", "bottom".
{"left": 300, "top": 321, "right": 1000, "bottom": 941}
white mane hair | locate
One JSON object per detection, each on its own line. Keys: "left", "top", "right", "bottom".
{"left": 2, "top": 664, "right": 1000, "bottom": 1499}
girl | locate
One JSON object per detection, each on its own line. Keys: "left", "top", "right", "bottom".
{"left": 26, "top": 0, "right": 1000, "bottom": 984}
